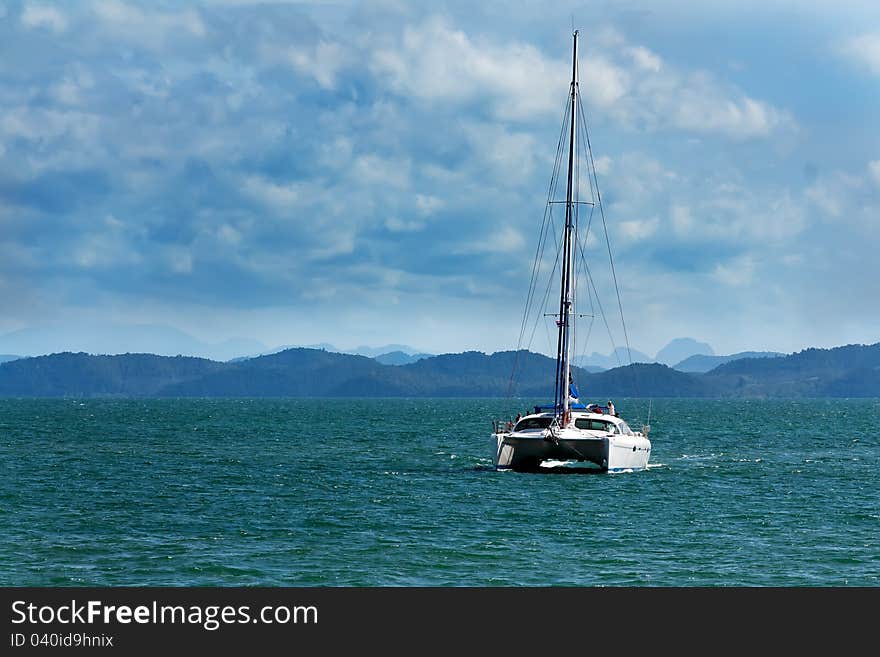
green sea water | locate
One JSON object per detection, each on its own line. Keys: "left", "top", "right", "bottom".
{"left": 1, "top": 398, "right": 877, "bottom": 586}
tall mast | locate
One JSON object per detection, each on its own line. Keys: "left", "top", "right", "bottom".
{"left": 553, "top": 30, "right": 579, "bottom": 425}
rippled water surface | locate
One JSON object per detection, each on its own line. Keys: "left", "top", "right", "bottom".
{"left": 1, "top": 398, "right": 877, "bottom": 585}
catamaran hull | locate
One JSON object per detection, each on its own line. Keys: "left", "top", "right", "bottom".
{"left": 491, "top": 432, "right": 651, "bottom": 473}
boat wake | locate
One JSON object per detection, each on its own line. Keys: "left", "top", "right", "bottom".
{"left": 536, "top": 465, "right": 605, "bottom": 475}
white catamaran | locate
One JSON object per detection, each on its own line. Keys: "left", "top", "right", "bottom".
{"left": 491, "top": 31, "right": 651, "bottom": 473}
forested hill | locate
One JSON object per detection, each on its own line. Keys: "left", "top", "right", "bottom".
{"left": 0, "top": 352, "right": 223, "bottom": 397}
{"left": 703, "top": 343, "right": 880, "bottom": 397}
{"left": 0, "top": 342, "right": 878, "bottom": 398}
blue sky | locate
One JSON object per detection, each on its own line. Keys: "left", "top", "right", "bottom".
{"left": 1, "top": 0, "right": 879, "bottom": 359}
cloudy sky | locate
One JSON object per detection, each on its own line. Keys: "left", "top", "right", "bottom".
{"left": 1, "top": 0, "right": 879, "bottom": 359}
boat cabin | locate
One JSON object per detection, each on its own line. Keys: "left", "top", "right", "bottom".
{"left": 512, "top": 411, "right": 635, "bottom": 436}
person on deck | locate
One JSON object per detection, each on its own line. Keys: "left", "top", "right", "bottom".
{"left": 607, "top": 400, "right": 616, "bottom": 416}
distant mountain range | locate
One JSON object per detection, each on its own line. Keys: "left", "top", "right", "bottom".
{"left": 655, "top": 338, "right": 715, "bottom": 365}
{"left": 0, "top": 324, "right": 440, "bottom": 365}
{"left": 1, "top": 342, "right": 878, "bottom": 398}
{"left": 572, "top": 337, "right": 779, "bottom": 372}
{"left": 0, "top": 323, "right": 790, "bottom": 374}
{"left": 572, "top": 347, "right": 654, "bottom": 370}
{"left": 373, "top": 351, "right": 434, "bottom": 366}
{"left": 229, "top": 344, "right": 434, "bottom": 365}
{"left": 672, "top": 351, "right": 785, "bottom": 373}
{"left": 349, "top": 344, "right": 426, "bottom": 358}
{"left": 0, "top": 324, "right": 266, "bottom": 363}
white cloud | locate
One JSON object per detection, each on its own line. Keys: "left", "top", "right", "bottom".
{"left": 805, "top": 180, "right": 843, "bottom": 218}
{"left": 627, "top": 46, "right": 662, "bottom": 72}
{"left": 806, "top": 171, "right": 865, "bottom": 221}
{"left": 21, "top": 3, "right": 68, "bottom": 33}
{"left": 619, "top": 216, "right": 660, "bottom": 241}
{"left": 340, "top": 15, "right": 790, "bottom": 140}
{"left": 751, "top": 192, "right": 806, "bottom": 241}
{"left": 91, "top": 0, "right": 206, "bottom": 47}
{"left": 672, "top": 187, "right": 804, "bottom": 243}
{"left": 287, "top": 41, "right": 347, "bottom": 89}
{"left": 242, "top": 176, "right": 301, "bottom": 212}
{"left": 415, "top": 194, "right": 444, "bottom": 217}
{"left": 318, "top": 138, "right": 353, "bottom": 169}
{"left": 310, "top": 231, "right": 355, "bottom": 260}
{"left": 868, "top": 160, "right": 880, "bottom": 187}
{"left": 166, "top": 247, "right": 193, "bottom": 274}
{"left": 461, "top": 122, "right": 538, "bottom": 186}
{"left": 51, "top": 79, "right": 84, "bottom": 105}
{"left": 490, "top": 226, "right": 526, "bottom": 251}
{"left": 585, "top": 36, "right": 794, "bottom": 139}
{"left": 351, "top": 154, "right": 410, "bottom": 189}
{"left": 592, "top": 155, "right": 612, "bottom": 175}
{"left": 581, "top": 54, "right": 630, "bottom": 108}
{"left": 670, "top": 186, "right": 805, "bottom": 243}
{"left": 608, "top": 152, "right": 679, "bottom": 202}
{"left": 712, "top": 255, "right": 755, "bottom": 287}
{"left": 385, "top": 217, "right": 425, "bottom": 233}
{"left": 50, "top": 69, "right": 95, "bottom": 106}
{"left": 670, "top": 204, "right": 693, "bottom": 235}
{"left": 620, "top": 66, "right": 794, "bottom": 139}
{"left": 840, "top": 33, "right": 880, "bottom": 75}
{"left": 370, "top": 17, "right": 574, "bottom": 121}
{"left": 671, "top": 91, "right": 789, "bottom": 139}
{"left": 1, "top": 107, "right": 99, "bottom": 144}
{"left": 460, "top": 226, "right": 525, "bottom": 254}
{"left": 72, "top": 215, "right": 144, "bottom": 270}
{"left": 216, "top": 224, "right": 242, "bottom": 246}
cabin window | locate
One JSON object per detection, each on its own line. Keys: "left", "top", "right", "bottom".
{"left": 514, "top": 417, "right": 553, "bottom": 431}
{"left": 574, "top": 418, "right": 615, "bottom": 432}
{"left": 619, "top": 422, "right": 634, "bottom": 435}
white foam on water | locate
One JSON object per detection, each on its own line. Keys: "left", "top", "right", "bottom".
{"left": 646, "top": 463, "right": 665, "bottom": 469}
{"left": 680, "top": 452, "right": 721, "bottom": 461}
